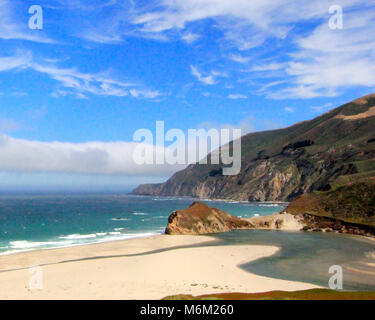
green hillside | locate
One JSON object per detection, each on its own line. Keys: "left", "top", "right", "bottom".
{"left": 133, "top": 94, "right": 375, "bottom": 202}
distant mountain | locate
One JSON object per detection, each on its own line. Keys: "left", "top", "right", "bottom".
{"left": 133, "top": 93, "right": 375, "bottom": 202}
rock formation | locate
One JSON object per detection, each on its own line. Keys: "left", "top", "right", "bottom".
{"left": 165, "top": 201, "right": 253, "bottom": 235}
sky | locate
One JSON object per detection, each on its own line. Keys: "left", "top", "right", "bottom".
{"left": 0, "top": 0, "right": 375, "bottom": 190}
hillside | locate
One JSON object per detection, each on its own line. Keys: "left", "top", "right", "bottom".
{"left": 284, "top": 181, "right": 375, "bottom": 235}
{"left": 133, "top": 93, "right": 375, "bottom": 202}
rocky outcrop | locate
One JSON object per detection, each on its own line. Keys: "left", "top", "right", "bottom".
{"left": 133, "top": 93, "right": 375, "bottom": 202}
{"left": 297, "top": 214, "right": 375, "bottom": 237}
{"left": 246, "top": 212, "right": 305, "bottom": 231}
{"left": 165, "top": 201, "right": 253, "bottom": 235}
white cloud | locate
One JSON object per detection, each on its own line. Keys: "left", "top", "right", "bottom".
{"left": 2, "top": 1, "right": 374, "bottom": 102}
{"left": 0, "top": 135, "right": 184, "bottom": 177}
{"left": 0, "top": 126, "right": 247, "bottom": 177}
{"left": 129, "top": 89, "right": 161, "bottom": 99}
{"left": 0, "top": 52, "right": 31, "bottom": 72}
{"left": 256, "top": 8, "right": 375, "bottom": 99}
{"left": 73, "top": 0, "right": 347, "bottom": 47}
{"left": 37, "top": 0, "right": 374, "bottom": 101}
{"left": 229, "top": 54, "right": 250, "bottom": 64}
{"left": 311, "top": 102, "right": 334, "bottom": 113}
{"left": 228, "top": 94, "right": 247, "bottom": 100}
{"left": 181, "top": 32, "right": 200, "bottom": 44}
{"left": 125, "top": 0, "right": 375, "bottom": 99}
{"left": 131, "top": 0, "right": 367, "bottom": 48}
{"left": 31, "top": 63, "right": 132, "bottom": 97}
{"left": 190, "top": 65, "right": 225, "bottom": 85}
{"left": 284, "top": 107, "right": 294, "bottom": 113}
{"left": 251, "top": 63, "right": 287, "bottom": 72}
{"left": 0, "top": 52, "right": 160, "bottom": 99}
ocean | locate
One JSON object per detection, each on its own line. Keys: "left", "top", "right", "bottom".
{"left": 0, "top": 193, "right": 286, "bottom": 255}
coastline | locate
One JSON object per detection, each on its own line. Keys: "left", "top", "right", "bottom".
{"left": 133, "top": 193, "right": 289, "bottom": 205}
{"left": 0, "top": 231, "right": 164, "bottom": 257}
{"left": 0, "top": 233, "right": 318, "bottom": 299}
{"left": 0, "top": 196, "right": 288, "bottom": 257}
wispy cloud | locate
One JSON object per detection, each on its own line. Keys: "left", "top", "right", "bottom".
{"left": 228, "top": 94, "right": 247, "bottom": 100}
{"left": 311, "top": 102, "right": 334, "bottom": 113}
{"left": 129, "top": 88, "right": 161, "bottom": 99}
{"left": 191, "top": 65, "right": 225, "bottom": 85}
{"left": 0, "top": 52, "right": 31, "bottom": 72}
{"left": 126, "top": 0, "right": 375, "bottom": 99}
{"left": 2, "top": 0, "right": 375, "bottom": 102}
{"left": 181, "top": 32, "right": 200, "bottom": 44}
{"left": 0, "top": 52, "right": 160, "bottom": 99}
{"left": 76, "top": 0, "right": 355, "bottom": 48}
{"left": 229, "top": 54, "right": 250, "bottom": 64}
{"left": 284, "top": 107, "right": 294, "bottom": 113}
{"left": 252, "top": 7, "right": 375, "bottom": 99}
{"left": 251, "top": 63, "right": 287, "bottom": 72}
{"left": 130, "top": 0, "right": 366, "bottom": 48}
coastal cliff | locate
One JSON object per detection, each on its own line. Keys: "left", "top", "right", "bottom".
{"left": 165, "top": 201, "right": 253, "bottom": 235}
{"left": 133, "top": 93, "right": 375, "bottom": 202}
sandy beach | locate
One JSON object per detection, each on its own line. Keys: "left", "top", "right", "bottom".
{"left": 0, "top": 234, "right": 318, "bottom": 299}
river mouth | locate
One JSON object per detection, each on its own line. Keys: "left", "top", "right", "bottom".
{"left": 211, "top": 229, "right": 375, "bottom": 291}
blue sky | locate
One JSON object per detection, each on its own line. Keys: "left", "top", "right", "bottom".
{"left": 0, "top": 0, "right": 375, "bottom": 189}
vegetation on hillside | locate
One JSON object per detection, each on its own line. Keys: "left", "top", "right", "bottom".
{"left": 286, "top": 181, "right": 375, "bottom": 228}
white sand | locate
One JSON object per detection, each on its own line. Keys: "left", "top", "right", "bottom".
{"left": 0, "top": 235, "right": 318, "bottom": 299}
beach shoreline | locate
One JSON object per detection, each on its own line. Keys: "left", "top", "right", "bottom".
{"left": 0, "top": 233, "right": 318, "bottom": 299}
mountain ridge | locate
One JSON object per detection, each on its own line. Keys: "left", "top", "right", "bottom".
{"left": 132, "top": 93, "right": 375, "bottom": 202}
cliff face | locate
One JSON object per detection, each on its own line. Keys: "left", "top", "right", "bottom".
{"left": 165, "top": 201, "right": 253, "bottom": 235}
{"left": 133, "top": 93, "right": 375, "bottom": 202}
